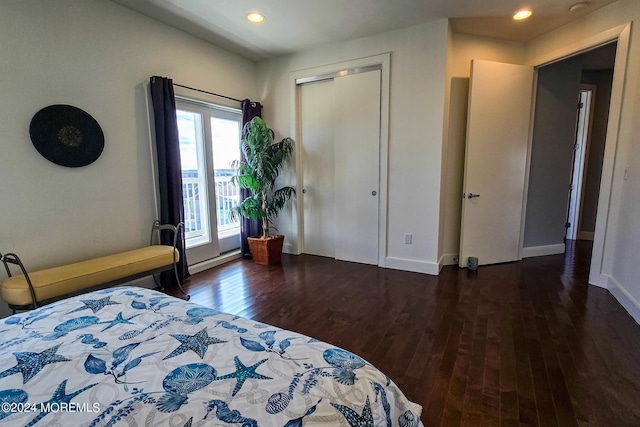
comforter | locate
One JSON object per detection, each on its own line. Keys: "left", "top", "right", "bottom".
{"left": 0, "top": 286, "right": 422, "bottom": 426}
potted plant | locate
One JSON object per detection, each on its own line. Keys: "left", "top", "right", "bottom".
{"left": 230, "top": 117, "right": 295, "bottom": 265}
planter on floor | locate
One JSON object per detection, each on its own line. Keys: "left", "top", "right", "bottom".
{"left": 248, "top": 235, "right": 285, "bottom": 265}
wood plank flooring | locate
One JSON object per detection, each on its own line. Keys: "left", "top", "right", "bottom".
{"left": 168, "top": 240, "right": 640, "bottom": 426}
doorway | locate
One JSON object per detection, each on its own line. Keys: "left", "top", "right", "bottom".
{"left": 518, "top": 28, "right": 629, "bottom": 289}
{"left": 456, "top": 23, "right": 629, "bottom": 290}
{"left": 176, "top": 100, "right": 242, "bottom": 265}
{"left": 522, "top": 42, "right": 617, "bottom": 259}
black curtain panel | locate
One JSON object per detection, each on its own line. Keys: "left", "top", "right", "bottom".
{"left": 149, "top": 76, "right": 190, "bottom": 286}
{"left": 240, "top": 99, "right": 263, "bottom": 257}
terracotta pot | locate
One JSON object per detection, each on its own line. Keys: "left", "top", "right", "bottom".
{"left": 247, "top": 235, "right": 285, "bottom": 265}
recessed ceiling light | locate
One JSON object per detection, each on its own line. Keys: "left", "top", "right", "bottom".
{"left": 569, "top": 2, "right": 589, "bottom": 12}
{"left": 513, "top": 9, "right": 533, "bottom": 20}
{"left": 247, "top": 13, "right": 264, "bottom": 23}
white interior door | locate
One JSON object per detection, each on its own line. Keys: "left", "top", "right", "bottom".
{"left": 459, "top": 60, "right": 534, "bottom": 267}
{"left": 299, "top": 70, "right": 381, "bottom": 265}
{"left": 567, "top": 89, "right": 593, "bottom": 240}
{"left": 333, "top": 71, "right": 380, "bottom": 265}
{"left": 301, "top": 80, "right": 335, "bottom": 258}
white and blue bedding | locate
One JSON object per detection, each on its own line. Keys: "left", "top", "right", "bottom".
{"left": 0, "top": 286, "right": 422, "bottom": 426}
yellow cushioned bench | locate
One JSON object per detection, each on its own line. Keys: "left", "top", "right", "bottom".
{"left": 0, "top": 221, "right": 189, "bottom": 311}
{"left": 1, "top": 246, "right": 178, "bottom": 307}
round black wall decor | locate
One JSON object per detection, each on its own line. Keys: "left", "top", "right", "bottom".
{"left": 29, "top": 104, "right": 104, "bottom": 167}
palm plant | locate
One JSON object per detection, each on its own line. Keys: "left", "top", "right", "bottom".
{"left": 230, "top": 117, "right": 295, "bottom": 238}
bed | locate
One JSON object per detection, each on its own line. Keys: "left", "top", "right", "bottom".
{"left": 0, "top": 286, "right": 423, "bottom": 426}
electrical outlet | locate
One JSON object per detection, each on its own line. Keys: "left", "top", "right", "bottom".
{"left": 404, "top": 233, "right": 412, "bottom": 244}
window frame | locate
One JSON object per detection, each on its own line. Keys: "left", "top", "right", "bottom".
{"left": 176, "top": 96, "right": 242, "bottom": 262}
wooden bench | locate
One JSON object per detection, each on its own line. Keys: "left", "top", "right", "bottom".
{"left": 0, "top": 221, "right": 189, "bottom": 312}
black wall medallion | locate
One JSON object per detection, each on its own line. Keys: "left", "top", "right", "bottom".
{"left": 29, "top": 104, "right": 104, "bottom": 167}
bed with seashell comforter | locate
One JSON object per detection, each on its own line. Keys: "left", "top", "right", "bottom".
{"left": 0, "top": 286, "right": 423, "bottom": 426}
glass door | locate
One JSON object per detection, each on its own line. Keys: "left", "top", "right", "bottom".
{"left": 176, "top": 100, "right": 241, "bottom": 265}
{"left": 210, "top": 113, "right": 242, "bottom": 253}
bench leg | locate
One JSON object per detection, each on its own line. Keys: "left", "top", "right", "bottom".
{"left": 150, "top": 221, "right": 190, "bottom": 300}
{"left": 152, "top": 268, "right": 190, "bottom": 300}
{"left": 173, "top": 263, "right": 190, "bottom": 300}
{"left": 1, "top": 253, "right": 38, "bottom": 310}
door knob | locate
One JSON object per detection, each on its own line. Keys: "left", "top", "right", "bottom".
{"left": 466, "top": 193, "right": 480, "bottom": 199}
{"left": 302, "top": 189, "right": 307, "bottom": 194}
{"left": 372, "top": 191, "right": 377, "bottom": 196}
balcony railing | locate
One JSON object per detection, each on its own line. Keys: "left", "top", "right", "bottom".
{"left": 182, "top": 178, "right": 204, "bottom": 240}
{"left": 182, "top": 175, "right": 240, "bottom": 241}
{"left": 215, "top": 175, "right": 241, "bottom": 233}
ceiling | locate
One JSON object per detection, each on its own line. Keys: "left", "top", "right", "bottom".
{"left": 112, "top": 0, "right": 618, "bottom": 61}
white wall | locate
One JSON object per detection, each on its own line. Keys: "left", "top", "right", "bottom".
{"left": 0, "top": 0, "right": 256, "bottom": 317}
{"left": 256, "top": 20, "right": 449, "bottom": 274}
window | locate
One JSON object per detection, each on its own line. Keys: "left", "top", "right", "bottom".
{"left": 176, "top": 99, "right": 242, "bottom": 264}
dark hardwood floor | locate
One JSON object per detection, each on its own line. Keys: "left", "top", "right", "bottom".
{"left": 168, "top": 240, "right": 640, "bottom": 426}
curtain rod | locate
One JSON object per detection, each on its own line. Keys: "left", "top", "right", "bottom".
{"left": 173, "top": 83, "right": 243, "bottom": 104}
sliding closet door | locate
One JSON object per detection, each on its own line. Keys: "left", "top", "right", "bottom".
{"left": 299, "top": 70, "right": 381, "bottom": 265}
{"left": 300, "top": 80, "right": 335, "bottom": 258}
{"left": 333, "top": 71, "right": 380, "bottom": 264}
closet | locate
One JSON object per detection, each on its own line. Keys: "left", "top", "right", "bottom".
{"left": 298, "top": 68, "right": 381, "bottom": 265}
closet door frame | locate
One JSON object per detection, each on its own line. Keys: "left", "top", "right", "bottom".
{"left": 290, "top": 53, "right": 391, "bottom": 267}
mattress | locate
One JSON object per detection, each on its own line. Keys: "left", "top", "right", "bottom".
{"left": 0, "top": 286, "right": 423, "bottom": 426}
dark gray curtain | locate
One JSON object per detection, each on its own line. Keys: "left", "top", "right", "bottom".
{"left": 150, "top": 76, "right": 190, "bottom": 286}
{"left": 240, "top": 99, "right": 263, "bottom": 257}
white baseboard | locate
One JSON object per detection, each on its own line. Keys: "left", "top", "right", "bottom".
{"left": 607, "top": 275, "right": 640, "bottom": 325}
{"left": 385, "top": 257, "right": 440, "bottom": 275}
{"left": 521, "top": 243, "right": 565, "bottom": 258}
{"left": 439, "top": 253, "right": 459, "bottom": 267}
{"left": 578, "top": 231, "right": 594, "bottom": 241}
{"left": 188, "top": 250, "right": 242, "bottom": 275}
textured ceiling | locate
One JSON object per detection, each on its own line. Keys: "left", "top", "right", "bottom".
{"left": 112, "top": 0, "right": 618, "bottom": 61}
